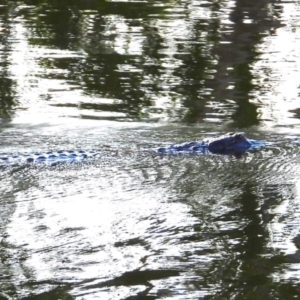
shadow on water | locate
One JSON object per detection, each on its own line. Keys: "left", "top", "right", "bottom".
{"left": 0, "top": 5, "right": 17, "bottom": 122}
{"left": 164, "top": 151, "right": 300, "bottom": 299}
{"left": 203, "top": 184, "right": 297, "bottom": 299}
{"left": 209, "top": 0, "right": 282, "bottom": 128}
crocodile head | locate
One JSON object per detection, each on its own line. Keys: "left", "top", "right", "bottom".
{"left": 208, "top": 132, "right": 251, "bottom": 153}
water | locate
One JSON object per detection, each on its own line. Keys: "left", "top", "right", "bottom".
{"left": 1, "top": 0, "right": 300, "bottom": 299}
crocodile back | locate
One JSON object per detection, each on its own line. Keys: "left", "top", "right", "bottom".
{"left": 0, "top": 150, "right": 98, "bottom": 164}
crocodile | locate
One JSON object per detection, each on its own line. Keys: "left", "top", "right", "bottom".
{"left": 0, "top": 132, "right": 264, "bottom": 165}
{"left": 156, "top": 132, "right": 254, "bottom": 154}
{"left": 156, "top": 132, "right": 265, "bottom": 154}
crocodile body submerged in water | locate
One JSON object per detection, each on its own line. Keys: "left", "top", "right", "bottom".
{"left": 0, "top": 132, "right": 266, "bottom": 165}
{"left": 156, "top": 132, "right": 264, "bottom": 154}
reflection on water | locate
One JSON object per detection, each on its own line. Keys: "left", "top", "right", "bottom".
{"left": 1, "top": 0, "right": 300, "bottom": 299}
{"left": 1, "top": 128, "right": 300, "bottom": 299}
{"left": 0, "top": 0, "right": 299, "bottom": 128}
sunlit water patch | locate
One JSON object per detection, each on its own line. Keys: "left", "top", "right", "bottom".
{"left": 1, "top": 0, "right": 300, "bottom": 298}
{"left": 0, "top": 0, "right": 300, "bottom": 130}
{"left": 1, "top": 129, "right": 300, "bottom": 298}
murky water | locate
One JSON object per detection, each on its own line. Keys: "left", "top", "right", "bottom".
{"left": 1, "top": 0, "right": 300, "bottom": 299}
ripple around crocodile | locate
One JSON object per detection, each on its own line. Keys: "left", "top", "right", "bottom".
{"left": 0, "top": 132, "right": 281, "bottom": 165}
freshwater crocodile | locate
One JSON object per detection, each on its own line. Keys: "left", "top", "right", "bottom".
{"left": 0, "top": 132, "right": 264, "bottom": 165}
{"left": 156, "top": 132, "right": 260, "bottom": 154}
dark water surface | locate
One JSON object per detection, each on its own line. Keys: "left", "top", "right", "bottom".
{"left": 1, "top": 0, "right": 300, "bottom": 299}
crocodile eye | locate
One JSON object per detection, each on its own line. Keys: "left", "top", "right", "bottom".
{"left": 228, "top": 132, "right": 234, "bottom": 136}
{"left": 236, "top": 133, "right": 243, "bottom": 139}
